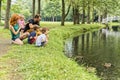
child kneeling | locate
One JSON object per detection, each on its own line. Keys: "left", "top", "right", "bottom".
{"left": 36, "top": 28, "right": 49, "bottom": 47}
{"left": 28, "top": 27, "right": 42, "bottom": 44}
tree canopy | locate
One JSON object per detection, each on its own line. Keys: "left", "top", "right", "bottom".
{"left": 1, "top": 0, "right": 120, "bottom": 28}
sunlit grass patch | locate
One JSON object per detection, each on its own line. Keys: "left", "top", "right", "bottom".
{"left": 0, "top": 22, "right": 104, "bottom": 80}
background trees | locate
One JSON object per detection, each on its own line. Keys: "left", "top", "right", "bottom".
{"left": 1, "top": 0, "right": 120, "bottom": 28}
{"left": 42, "top": 0, "right": 61, "bottom": 22}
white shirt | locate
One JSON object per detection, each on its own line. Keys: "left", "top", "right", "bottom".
{"left": 36, "top": 34, "right": 46, "bottom": 46}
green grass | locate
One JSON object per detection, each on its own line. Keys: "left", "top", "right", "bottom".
{"left": 108, "top": 22, "right": 120, "bottom": 26}
{"left": 0, "top": 22, "right": 105, "bottom": 80}
{"left": 0, "top": 27, "right": 11, "bottom": 38}
{"left": 0, "top": 20, "right": 5, "bottom": 26}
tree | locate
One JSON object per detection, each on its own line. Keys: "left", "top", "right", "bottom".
{"left": 73, "top": 6, "right": 80, "bottom": 24}
{"left": 87, "top": 0, "right": 91, "bottom": 24}
{"left": 0, "top": 0, "right": 2, "bottom": 22}
{"left": 61, "top": 0, "right": 65, "bottom": 26}
{"left": 43, "top": 0, "right": 61, "bottom": 22}
{"left": 72, "top": 0, "right": 81, "bottom": 24}
{"left": 4, "top": 0, "right": 11, "bottom": 29}
{"left": 82, "top": 0, "right": 86, "bottom": 24}
{"left": 33, "top": 0, "right": 35, "bottom": 18}
{"left": 37, "top": 0, "right": 41, "bottom": 14}
{"left": 61, "top": 0, "right": 71, "bottom": 26}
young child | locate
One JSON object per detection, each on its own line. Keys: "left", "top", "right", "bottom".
{"left": 36, "top": 28, "right": 49, "bottom": 47}
{"left": 18, "top": 15, "right": 25, "bottom": 35}
{"left": 28, "top": 31, "right": 36, "bottom": 44}
{"left": 34, "top": 25, "right": 42, "bottom": 36}
{"left": 27, "top": 25, "right": 42, "bottom": 44}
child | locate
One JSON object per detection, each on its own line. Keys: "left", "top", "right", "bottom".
{"left": 33, "top": 25, "right": 42, "bottom": 36}
{"left": 28, "top": 31, "right": 36, "bottom": 44}
{"left": 27, "top": 25, "right": 41, "bottom": 44}
{"left": 36, "top": 28, "right": 49, "bottom": 47}
{"left": 18, "top": 15, "right": 25, "bottom": 35}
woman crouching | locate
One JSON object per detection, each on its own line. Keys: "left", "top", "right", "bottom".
{"left": 9, "top": 14, "right": 23, "bottom": 45}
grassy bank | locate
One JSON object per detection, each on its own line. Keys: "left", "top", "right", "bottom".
{"left": 0, "top": 22, "right": 105, "bottom": 80}
{"left": 108, "top": 22, "right": 120, "bottom": 26}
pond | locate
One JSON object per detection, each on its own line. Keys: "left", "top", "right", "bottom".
{"left": 65, "top": 26, "right": 120, "bottom": 80}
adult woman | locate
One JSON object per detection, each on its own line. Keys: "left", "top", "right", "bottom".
{"left": 9, "top": 14, "right": 23, "bottom": 45}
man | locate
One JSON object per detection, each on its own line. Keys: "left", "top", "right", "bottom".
{"left": 20, "top": 14, "right": 41, "bottom": 40}
{"left": 24, "top": 14, "right": 41, "bottom": 33}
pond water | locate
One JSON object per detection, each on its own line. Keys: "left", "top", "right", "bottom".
{"left": 65, "top": 27, "right": 120, "bottom": 80}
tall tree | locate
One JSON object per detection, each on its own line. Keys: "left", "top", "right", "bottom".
{"left": 87, "top": 0, "right": 91, "bottom": 24}
{"left": 73, "top": 6, "right": 80, "bottom": 24}
{"left": 38, "top": 0, "right": 41, "bottom": 14}
{"left": 72, "top": 0, "right": 81, "bottom": 24}
{"left": 61, "top": 0, "right": 71, "bottom": 26}
{"left": 82, "top": 0, "right": 86, "bottom": 24}
{"left": 33, "top": 0, "right": 35, "bottom": 18}
{"left": 4, "top": 0, "right": 11, "bottom": 29}
{"left": 0, "top": 0, "right": 2, "bottom": 22}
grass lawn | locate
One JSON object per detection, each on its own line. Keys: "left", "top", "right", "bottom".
{"left": 108, "top": 22, "right": 120, "bottom": 26}
{"left": 0, "top": 22, "right": 105, "bottom": 80}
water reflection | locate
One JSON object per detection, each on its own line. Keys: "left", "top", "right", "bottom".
{"left": 65, "top": 28, "right": 120, "bottom": 80}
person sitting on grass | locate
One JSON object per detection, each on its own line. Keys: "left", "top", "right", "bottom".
{"left": 28, "top": 31, "right": 36, "bottom": 44}
{"left": 9, "top": 14, "right": 23, "bottom": 45}
{"left": 27, "top": 26, "right": 42, "bottom": 44}
{"left": 20, "top": 14, "right": 41, "bottom": 40}
{"left": 18, "top": 14, "right": 25, "bottom": 35}
{"left": 36, "top": 28, "right": 49, "bottom": 47}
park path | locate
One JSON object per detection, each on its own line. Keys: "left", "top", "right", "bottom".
{"left": 0, "top": 37, "right": 23, "bottom": 80}
{"left": 0, "top": 38, "right": 11, "bottom": 57}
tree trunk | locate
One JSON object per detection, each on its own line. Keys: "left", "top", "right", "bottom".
{"left": 76, "top": 7, "right": 80, "bottom": 24}
{"left": 55, "top": 16, "right": 57, "bottom": 21}
{"left": 73, "top": 7, "right": 75, "bottom": 24}
{"left": 92, "top": 3, "right": 94, "bottom": 22}
{"left": 104, "top": 8, "right": 107, "bottom": 19}
{"left": 33, "top": 0, "right": 35, "bottom": 18}
{"left": 38, "top": 0, "right": 41, "bottom": 14}
{"left": 87, "top": 1, "right": 90, "bottom": 24}
{"left": 61, "top": 0, "right": 65, "bottom": 26}
{"left": 0, "top": 0, "right": 2, "bottom": 22}
{"left": 61, "top": 0, "right": 71, "bottom": 26}
{"left": 52, "top": 16, "right": 54, "bottom": 22}
{"left": 73, "top": 6, "right": 80, "bottom": 25}
{"left": 4, "top": 0, "right": 11, "bottom": 29}
{"left": 82, "top": 0, "right": 85, "bottom": 24}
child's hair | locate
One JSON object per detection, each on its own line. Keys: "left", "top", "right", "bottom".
{"left": 10, "top": 14, "right": 20, "bottom": 26}
{"left": 19, "top": 14, "right": 25, "bottom": 19}
{"left": 33, "top": 25, "right": 40, "bottom": 30}
{"left": 41, "top": 28, "right": 49, "bottom": 34}
{"left": 34, "top": 14, "right": 41, "bottom": 18}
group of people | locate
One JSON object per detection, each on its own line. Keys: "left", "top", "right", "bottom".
{"left": 9, "top": 14, "right": 49, "bottom": 47}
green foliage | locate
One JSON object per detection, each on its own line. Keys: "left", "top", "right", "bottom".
{"left": 42, "top": 0, "right": 61, "bottom": 21}
{"left": 11, "top": 4, "right": 22, "bottom": 14}
{"left": 0, "top": 20, "right": 4, "bottom": 26}
{"left": 1, "top": 0, "right": 120, "bottom": 23}
{"left": 0, "top": 22, "right": 105, "bottom": 80}
{"left": 1, "top": 0, "right": 32, "bottom": 20}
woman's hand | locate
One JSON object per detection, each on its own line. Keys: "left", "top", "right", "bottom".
{"left": 10, "top": 25, "right": 21, "bottom": 35}
{"left": 19, "top": 24, "right": 22, "bottom": 29}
